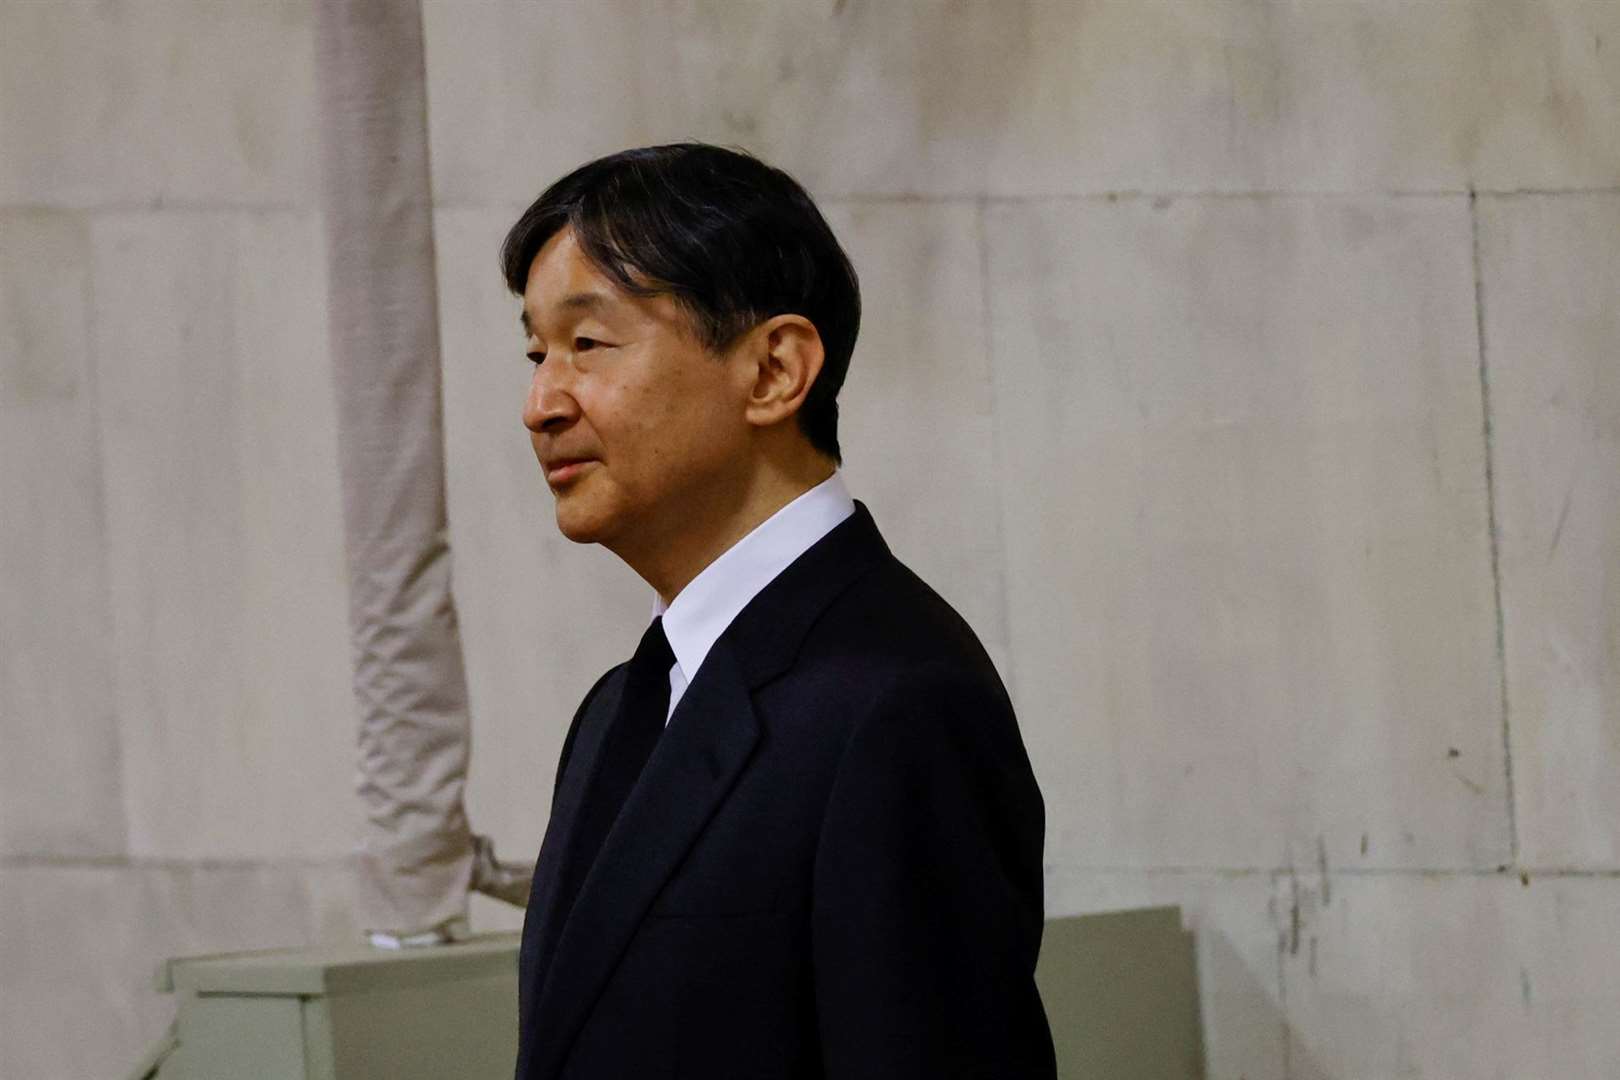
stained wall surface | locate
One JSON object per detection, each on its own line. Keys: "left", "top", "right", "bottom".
{"left": 3, "top": 2, "right": 1617, "bottom": 1077}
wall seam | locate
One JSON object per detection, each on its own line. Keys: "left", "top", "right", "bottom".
{"left": 1274, "top": 869, "right": 1294, "bottom": 1080}
{"left": 974, "top": 196, "right": 1019, "bottom": 706}
{"left": 1470, "top": 189, "right": 1519, "bottom": 866}
{"left": 0, "top": 200, "right": 307, "bottom": 215}
{"left": 8, "top": 188, "right": 1618, "bottom": 217}
{"left": 734, "top": 184, "right": 1620, "bottom": 208}
{"left": 1042, "top": 862, "right": 1620, "bottom": 878}
{"left": 79, "top": 211, "right": 132, "bottom": 860}
{"left": 0, "top": 854, "right": 356, "bottom": 870}
{"left": 14, "top": 855, "right": 1618, "bottom": 876}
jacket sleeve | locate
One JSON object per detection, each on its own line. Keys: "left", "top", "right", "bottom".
{"left": 811, "top": 665, "right": 1056, "bottom": 1079}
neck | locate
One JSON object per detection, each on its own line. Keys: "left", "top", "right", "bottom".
{"left": 612, "top": 453, "right": 837, "bottom": 608}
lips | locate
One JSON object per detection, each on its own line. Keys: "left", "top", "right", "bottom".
{"left": 545, "top": 458, "right": 595, "bottom": 484}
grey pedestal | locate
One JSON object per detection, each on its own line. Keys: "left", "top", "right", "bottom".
{"left": 136, "top": 933, "right": 520, "bottom": 1080}
{"left": 131, "top": 908, "right": 1205, "bottom": 1079}
{"left": 1036, "top": 906, "right": 1207, "bottom": 1080}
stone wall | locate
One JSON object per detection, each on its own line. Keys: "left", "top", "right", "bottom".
{"left": 3, "top": 2, "right": 1616, "bottom": 1077}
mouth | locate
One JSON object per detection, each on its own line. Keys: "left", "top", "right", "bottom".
{"left": 545, "top": 458, "right": 595, "bottom": 485}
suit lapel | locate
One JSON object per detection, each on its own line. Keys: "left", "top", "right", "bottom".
{"left": 530, "top": 640, "right": 760, "bottom": 1080}
{"left": 517, "top": 668, "right": 626, "bottom": 1033}
{"left": 523, "top": 500, "right": 893, "bottom": 1079}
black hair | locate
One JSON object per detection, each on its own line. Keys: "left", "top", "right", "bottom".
{"left": 501, "top": 142, "right": 860, "bottom": 464}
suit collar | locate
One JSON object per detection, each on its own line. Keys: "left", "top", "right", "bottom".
{"left": 521, "top": 500, "right": 890, "bottom": 1080}
{"left": 654, "top": 471, "right": 856, "bottom": 691}
{"left": 721, "top": 497, "right": 890, "bottom": 688}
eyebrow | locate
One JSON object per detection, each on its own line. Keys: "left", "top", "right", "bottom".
{"left": 521, "top": 291, "right": 615, "bottom": 337}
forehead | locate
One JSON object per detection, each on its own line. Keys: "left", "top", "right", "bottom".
{"left": 520, "top": 228, "right": 698, "bottom": 343}
{"left": 522, "top": 230, "right": 622, "bottom": 319}
{"left": 527, "top": 229, "right": 608, "bottom": 293}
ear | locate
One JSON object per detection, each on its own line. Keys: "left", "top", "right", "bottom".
{"left": 739, "top": 314, "right": 825, "bottom": 430}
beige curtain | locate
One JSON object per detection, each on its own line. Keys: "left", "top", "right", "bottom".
{"left": 313, "top": 0, "right": 483, "bottom": 939}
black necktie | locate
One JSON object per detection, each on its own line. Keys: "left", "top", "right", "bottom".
{"left": 553, "top": 616, "right": 674, "bottom": 926}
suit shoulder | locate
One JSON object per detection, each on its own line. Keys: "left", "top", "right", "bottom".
{"left": 812, "top": 553, "right": 1004, "bottom": 685}
{"left": 778, "top": 553, "right": 1014, "bottom": 739}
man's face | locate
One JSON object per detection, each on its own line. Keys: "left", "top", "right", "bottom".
{"left": 520, "top": 228, "right": 752, "bottom": 550}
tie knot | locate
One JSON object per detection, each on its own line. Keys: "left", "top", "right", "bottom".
{"left": 631, "top": 615, "right": 675, "bottom": 682}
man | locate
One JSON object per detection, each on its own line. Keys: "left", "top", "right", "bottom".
{"left": 506, "top": 142, "right": 1054, "bottom": 1079}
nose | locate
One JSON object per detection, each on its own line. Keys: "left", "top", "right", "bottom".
{"left": 523, "top": 359, "right": 580, "bottom": 434}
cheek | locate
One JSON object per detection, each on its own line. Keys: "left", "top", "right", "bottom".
{"left": 603, "top": 357, "right": 739, "bottom": 472}
{"left": 600, "top": 383, "right": 683, "bottom": 474}
{"left": 626, "top": 368, "right": 698, "bottom": 427}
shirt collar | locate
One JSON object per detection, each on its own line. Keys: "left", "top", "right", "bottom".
{"left": 652, "top": 471, "right": 856, "bottom": 685}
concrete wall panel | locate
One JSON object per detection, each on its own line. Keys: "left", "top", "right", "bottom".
{"left": 1480, "top": 193, "right": 1620, "bottom": 869}
{"left": 91, "top": 212, "right": 354, "bottom": 860}
{"left": 825, "top": 201, "right": 1011, "bottom": 683}
{"left": 0, "top": 859, "right": 356, "bottom": 1080}
{"left": 423, "top": 0, "right": 1620, "bottom": 203}
{"left": 994, "top": 0, "right": 1620, "bottom": 196}
{"left": 0, "top": 0, "right": 317, "bottom": 208}
{"left": 421, "top": 0, "right": 1025, "bottom": 204}
{"left": 987, "top": 195, "right": 1506, "bottom": 871}
{"left": 1279, "top": 873, "right": 1620, "bottom": 1078}
{"left": 0, "top": 210, "right": 124, "bottom": 857}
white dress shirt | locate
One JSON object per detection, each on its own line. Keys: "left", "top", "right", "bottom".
{"left": 651, "top": 471, "right": 855, "bottom": 724}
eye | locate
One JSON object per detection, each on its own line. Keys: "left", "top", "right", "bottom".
{"left": 574, "top": 336, "right": 599, "bottom": 352}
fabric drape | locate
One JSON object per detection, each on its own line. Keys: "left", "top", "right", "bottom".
{"left": 313, "top": 0, "right": 474, "bottom": 938}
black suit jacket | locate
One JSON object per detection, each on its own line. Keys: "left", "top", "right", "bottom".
{"left": 516, "top": 501, "right": 1055, "bottom": 1079}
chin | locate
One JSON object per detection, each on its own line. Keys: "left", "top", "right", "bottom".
{"left": 552, "top": 509, "right": 599, "bottom": 545}
{"left": 552, "top": 499, "right": 614, "bottom": 546}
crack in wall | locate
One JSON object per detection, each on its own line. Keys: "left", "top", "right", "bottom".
{"left": 1470, "top": 188, "right": 1520, "bottom": 866}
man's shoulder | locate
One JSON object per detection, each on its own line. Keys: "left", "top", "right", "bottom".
{"left": 790, "top": 551, "right": 1010, "bottom": 709}
{"left": 828, "top": 551, "right": 996, "bottom": 653}
{"left": 771, "top": 552, "right": 1033, "bottom": 800}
